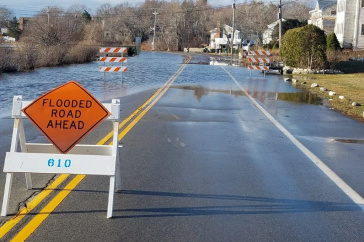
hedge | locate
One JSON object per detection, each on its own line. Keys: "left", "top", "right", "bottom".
{"left": 326, "top": 32, "right": 341, "bottom": 51}
{"left": 281, "top": 24, "right": 327, "bottom": 69}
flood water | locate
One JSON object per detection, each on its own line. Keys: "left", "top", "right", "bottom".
{"left": 0, "top": 52, "right": 309, "bottom": 118}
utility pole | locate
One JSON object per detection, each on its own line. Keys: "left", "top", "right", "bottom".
{"left": 47, "top": 7, "right": 50, "bottom": 26}
{"left": 231, "top": 0, "right": 236, "bottom": 56}
{"left": 278, "top": 0, "right": 282, "bottom": 48}
{"left": 152, "top": 10, "right": 159, "bottom": 51}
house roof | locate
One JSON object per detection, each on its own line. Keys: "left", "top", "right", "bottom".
{"left": 267, "top": 19, "right": 286, "bottom": 30}
{"left": 317, "top": 0, "right": 337, "bottom": 11}
{"left": 310, "top": 0, "right": 337, "bottom": 16}
{"left": 210, "top": 25, "right": 240, "bottom": 34}
{"left": 210, "top": 28, "right": 219, "bottom": 33}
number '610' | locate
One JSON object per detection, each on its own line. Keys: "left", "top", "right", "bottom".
{"left": 48, "top": 159, "right": 71, "bottom": 168}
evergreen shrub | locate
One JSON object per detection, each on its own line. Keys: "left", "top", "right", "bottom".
{"left": 281, "top": 24, "right": 327, "bottom": 69}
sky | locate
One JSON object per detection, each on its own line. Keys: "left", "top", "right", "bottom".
{"left": 3, "top": 0, "right": 229, "bottom": 17}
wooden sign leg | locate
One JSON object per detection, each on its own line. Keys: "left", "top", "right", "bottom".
{"left": 19, "top": 119, "right": 33, "bottom": 189}
{"left": 1, "top": 173, "right": 13, "bottom": 216}
{"left": 111, "top": 102, "right": 122, "bottom": 192}
{"left": 1, "top": 117, "right": 21, "bottom": 216}
{"left": 107, "top": 176, "right": 115, "bottom": 218}
{"left": 116, "top": 146, "right": 122, "bottom": 192}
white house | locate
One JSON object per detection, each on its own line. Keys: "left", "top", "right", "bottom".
{"left": 262, "top": 19, "right": 286, "bottom": 45}
{"left": 0, "top": 26, "right": 8, "bottom": 35}
{"left": 308, "top": 0, "right": 337, "bottom": 34}
{"left": 209, "top": 24, "right": 242, "bottom": 51}
{"left": 334, "top": 0, "right": 364, "bottom": 49}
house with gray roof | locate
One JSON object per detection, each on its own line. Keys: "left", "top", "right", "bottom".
{"left": 308, "top": 0, "right": 337, "bottom": 34}
{"left": 334, "top": 0, "right": 364, "bottom": 49}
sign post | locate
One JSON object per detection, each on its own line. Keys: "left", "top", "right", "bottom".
{"left": 1, "top": 81, "right": 122, "bottom": 218}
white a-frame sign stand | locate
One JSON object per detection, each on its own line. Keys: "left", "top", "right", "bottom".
{"left": 1, "top": 96, "right": 122, "bottom": 218}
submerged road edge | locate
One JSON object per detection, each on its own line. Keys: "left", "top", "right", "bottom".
{"left": 221, "top": 65, "right": 364, "bottom": 211}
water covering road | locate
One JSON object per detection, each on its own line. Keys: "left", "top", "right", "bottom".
{"left": 0, "top": 52, "right": 297, "bottom": 118}
{"left": 1, "top": 52, "right": 364, "bottom": 241}
{"left": 0, "top": 52, "right": 181, "bottom": 118}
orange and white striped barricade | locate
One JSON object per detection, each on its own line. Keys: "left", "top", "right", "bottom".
{"left": 248, "top": 65, "right": 269, "bottom": 71}
{"left": 99, "top": 47, "right": 127, "bottom": 54}
{"left": 100, "top": 66, "right": 128, "bottom": 72}
{"left": 99, "top": 57, "right": 127, "bottom": 63}
{"left": 247, "top": 50, "right": 271, "bottom": 77}
{"left": 248, "top": 50, "right": 271, "bottom": 56}
{"left": 247, "top": 57, "right": 270, "bottom": 64}
{"left": 99, "top": 47, "right": 128, "bottom": 78}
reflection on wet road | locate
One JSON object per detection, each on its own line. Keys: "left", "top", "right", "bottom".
{"left": 173, "top": 85, "right": 321, "bottom": 105}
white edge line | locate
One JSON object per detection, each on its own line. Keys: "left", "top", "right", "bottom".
{"left": 221, "top": 65, "right": 364, "bottom": 211}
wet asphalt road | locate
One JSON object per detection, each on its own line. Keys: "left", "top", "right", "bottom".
{"left": 1, "top": 54, "right": 364, "bottom": 241}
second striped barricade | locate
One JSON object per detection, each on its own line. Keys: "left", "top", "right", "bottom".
{"left": 99, "top": 47, "right": 127, "bottom": 73}
{"left": 248, "top": 65, "right": 269, "bottom": 71}
{"left": 99, "top": 47, "right": 127, "bottom": 53}
{"left": 247, "top": 50, "right": 271, "bottom": 76}
{"left": 99, "top": 66, "right": 127, "bottom": 72}
{"left": 99, "top": 57, "right": 127, "bottom": 63}
{"left": 248, "top": 50, "right": 271, "bottom": 56}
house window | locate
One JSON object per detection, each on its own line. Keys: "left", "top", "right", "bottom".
{"left": 361, "top": 24, "right": 364, "bottom": 35}
{"left": 331, "top": 10, "right": 336, "bottom": 15}
{"left": 362, "top": 0, "right": 364, "bottom": 7}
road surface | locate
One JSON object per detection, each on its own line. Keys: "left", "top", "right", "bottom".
{"left": 1, "top": 54, "right": 364, "bottom": 241}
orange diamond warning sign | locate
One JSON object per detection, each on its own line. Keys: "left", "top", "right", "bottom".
{"left": 22, "top": 81, "right": 111, "bottom": 154}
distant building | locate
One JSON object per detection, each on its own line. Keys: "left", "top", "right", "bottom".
{"left": 0, "top": 26, "right": 8, "bottom": 35}
{"left": 308, "top": 0, "right": 337, "bottom": 34}
{"left": 3, "top": 36, "right": 15, "bottom": 42}
{"left": 308, "top": 0, "right": 364, "bottom": 49}
{"left": 209, "top": 24, "right": 242, "bottom": 52}
{"left": 334, "top": 0, "right": 364, "bottom": 49}
{"left": 18, "top": 17, "right": 31, "bottom": 31}
{"left": 262, "top": 19, "right": 286, "bottom": 45}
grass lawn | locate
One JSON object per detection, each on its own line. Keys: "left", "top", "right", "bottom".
{"left": 292, "top": 73, "right": 364, "bottom": 122}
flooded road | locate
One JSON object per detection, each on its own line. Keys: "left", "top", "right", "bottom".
{"left": 1, "top": 52, "right": 364, "bottom": 241}
{"left": 0, "top": 52, "right": 302, "bottom": 118}
{"left": 0, "top": 52, "right": 182, "bottom": 117}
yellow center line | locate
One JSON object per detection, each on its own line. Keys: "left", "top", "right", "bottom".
{"left": 116, "top": 68, "right": 180, "bottom": 142}
{"left": 10, "top": 175, "right": 85, "bottom": 242}
{"left": 99, "top": 65, "right": 183, "bottom": 145}
{"left": 0, "top": 174, "right": 69, "bottom": 239}
{"left": 9, "top": 55, "right": 192, "bottom": 241}
{"left": 0, "top": 58, "right": 189, "bottom": 240}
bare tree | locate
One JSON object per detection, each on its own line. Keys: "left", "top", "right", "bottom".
{"left": 0, "top": 6, "right": 12, "bottom": 26}
{"left": 23, "top": 7, "right": 82, "bottom": 46}
{"left": 20, "top": 6, "right": 85, "bottom": 66}
{"left": 283, "top": 0, "right": 311, "bottom": 22}
{"left": 82, "top": 21, "right": 103, "bottom": 44}
{"left": 157, "top": 2, "right": 180, "bottom": 50}
{"left": 96, "top": 3, "right": 113, "bottom": 17}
